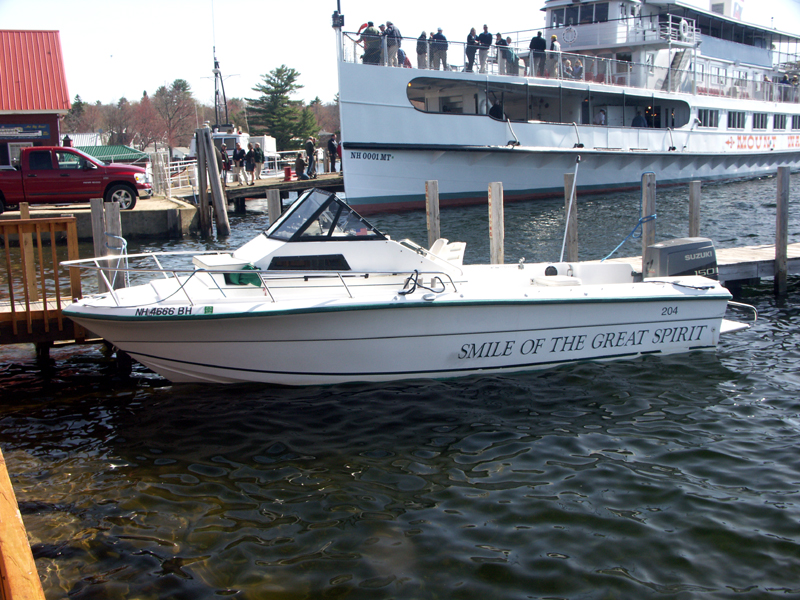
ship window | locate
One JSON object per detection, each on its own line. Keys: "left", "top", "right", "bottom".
{"left": 753, "top": 113, "right": 768, "bottom": 130}
{"left": 551, "top": 8, "right": 565, "bottom": 28}
{"left": 579, "top": 5, "right": 594, "bottom": 24}
{"left": 727, "top": 111, "right": 746, "bottom": 129}
{"left": 565, "top": 6, "right": 579, "bottom": 26}
{"left": 698, "top": 109, "right": 719, "bottom": 128}
{"left": 594, "top": 3, "right": 609, "bottom": 22}
{"left": 774, "top": 114, "right": 787, "bottom": 131}
{"left": 792, "top": 115, "right": 800, "bottom": 130}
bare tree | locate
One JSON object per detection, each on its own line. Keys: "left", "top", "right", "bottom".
{"left": 152, "top": 79, "right": 197, "bottom": 155}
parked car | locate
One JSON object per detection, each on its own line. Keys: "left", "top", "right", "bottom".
{"left": 0, "top": 146, "right": 151, "bottom": 213}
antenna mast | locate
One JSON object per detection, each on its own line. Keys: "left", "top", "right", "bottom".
{"left": 212, "top": 47, "right": 230, "bottom": 128}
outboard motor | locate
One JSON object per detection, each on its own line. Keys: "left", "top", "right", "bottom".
{"left": 643, "top": 237, "right": 718, "bottom": 280}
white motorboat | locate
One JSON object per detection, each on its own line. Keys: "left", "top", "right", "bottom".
{"left": 62, "top": 189, "right": 751, "bottom": 385}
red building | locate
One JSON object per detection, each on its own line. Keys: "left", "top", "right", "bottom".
{"left": 0, "top": 30, "right": 71, "bottom": 166}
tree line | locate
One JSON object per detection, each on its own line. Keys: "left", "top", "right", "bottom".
{"left": 63, "top": 65, "right": 339, "bottom": 155}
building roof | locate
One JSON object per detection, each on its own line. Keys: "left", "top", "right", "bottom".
{"left": 77, "top": 145, "right": 148, "bottom": 163}
{"left": 0, "top": 30, "right": 71, "bottom": 114}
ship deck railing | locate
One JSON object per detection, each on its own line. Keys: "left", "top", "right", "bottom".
{"left": 341, "top": 22, "right": 800, "bottom": 105}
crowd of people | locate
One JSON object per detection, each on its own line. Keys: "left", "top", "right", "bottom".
{"left": 356, "top": 20, "right": 580, "bottom": 79}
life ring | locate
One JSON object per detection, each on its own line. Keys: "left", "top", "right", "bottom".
{"left": 679, "top": 19, "right": 689, "bottom": 41}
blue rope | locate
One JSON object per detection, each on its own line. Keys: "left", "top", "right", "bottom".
{"left": 601, "top": 213, "right": 656, "bottom": 262}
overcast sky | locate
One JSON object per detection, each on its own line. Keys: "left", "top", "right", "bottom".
{"left": 1, "top": 0, "right": 797, "bottom": 108}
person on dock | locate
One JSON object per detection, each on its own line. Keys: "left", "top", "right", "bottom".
{"left": 328, "top": 134, "right": 339, "bottom": 173}
{"left": 305, "top": 137, "right": 317, "bottom": 179}
{"left": 295, "top": 153, "right": 309, "bottom": 180}
{"left": 478, "top": 24, "right": 492, "bottom": 73}
{"left": 232, "top": 143, "right": 246, "bottom": 185}
{"left": 530, "top": 31, "right": 547, "bottom": 77}
{"left": 245, "top": 143, "right": 255, "bottom": 185}
{"left": 416, "top": 32, "right": 428, "bottom": 69}
{"left": 466, "top": 28, "right": 478, "bottom": 73}
{"left": 254, "top": 143, "right": 264, "bottom": 180}
{"left": 431, "top": 28, "right": 448, "bottom": 70}
{"left": 215, "top": 144, "right": 228, "bottom": 188}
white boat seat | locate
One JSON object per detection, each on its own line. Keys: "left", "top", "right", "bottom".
{"left": 192, "top": 253, "right": 250, "bottom": 271}
{"left": 429, "top": 238, "right": 466, "bottom": 266}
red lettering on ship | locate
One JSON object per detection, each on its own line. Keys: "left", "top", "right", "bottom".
{"left": 731, "top": 135, "right": 777, "bottom": 151}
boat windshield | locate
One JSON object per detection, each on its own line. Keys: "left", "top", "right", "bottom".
{"left": 265, "top": 189, "right": 386, "bottom": 242}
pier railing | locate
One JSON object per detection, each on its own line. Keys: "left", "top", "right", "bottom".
{"left": 0, "top": 216, "right": 83, "bottom": 342}
{"left": 342, "top": 27, "right": 799, "bottom": 105}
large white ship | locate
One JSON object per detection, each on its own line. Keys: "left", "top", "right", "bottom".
{"left": 333, "top": 0, "right": 800, "bottom": 213}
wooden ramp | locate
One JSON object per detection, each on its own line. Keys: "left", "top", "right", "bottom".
{"left": 602, "top": 242, "right": 800, "bottom": 283}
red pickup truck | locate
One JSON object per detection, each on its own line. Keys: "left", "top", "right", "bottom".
{"left": 0, "top": 147, "right": 151, "bottom": 214}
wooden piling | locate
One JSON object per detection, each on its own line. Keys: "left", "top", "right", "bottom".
{"left": 18, "top": 203, "right": 39, "bottom": 303}
{"left": 641, "top": 172, "right": 656, "bottom": 273}
{"left": 267, "top": 189, "right": 282, "bottom": 225}
{"left": 199, "top": 128, "right": 231, "bottom": 237}
{"left": 90, "top": 198, "right": 108, "bottom": 293}
{"left": 425, "top": 180, "right": 440, "bottom": 249}
{"left": 195, "top": 131, "right": 212, "bottom": 237}
{"left": 775, "top": 166, "right": 790, "bottom": 296}
{"left": 563, "top": 173, "right": 578, "bottom": 261}
{"left": 689, "top": 180, "right": 701, "bottom": 238}
{"left": 105, "top": 201, "right": 125, "bottom": 290}
{"left": 488, "top": 182, "right": 504, "bottom": 264}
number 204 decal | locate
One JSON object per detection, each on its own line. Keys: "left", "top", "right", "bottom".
{"left": 661, "top": 306, "right": 678, "bottom": 316}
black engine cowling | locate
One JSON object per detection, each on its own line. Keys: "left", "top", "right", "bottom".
{"left": 643, "top": 237, "right": 718, "bottom": 280}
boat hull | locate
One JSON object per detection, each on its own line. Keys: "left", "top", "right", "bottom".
{"left": 67, "top": 295, "right": 728, "bottom": 385}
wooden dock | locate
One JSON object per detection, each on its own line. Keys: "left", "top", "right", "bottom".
{"left": 603, "top": 242, "right": 800, "bottom": 284}
{"left": 176, "top": 172, "right": 344, "bottom": 205}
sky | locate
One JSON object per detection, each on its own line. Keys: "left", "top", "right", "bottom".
{"left": 1, "top": 0, "right": 798, "bottom": 110}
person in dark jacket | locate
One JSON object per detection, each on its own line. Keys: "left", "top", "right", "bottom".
{"left": 416, "top": 32, "right": 428, "bottom": 69}
{"left": 232, "top": 142, "right": 246, "bottom": 185}
{"left": 477, "top": 24, "right": 492, "bottom": 73}
{"left": 305, "top": 136, "right": 317, "bottom": 179}
{"left": 253, "top": 143, "right": 264, "bottom": 180}
{"left": 385, "top": 21, "right": 402, "bottom": 67}
{"left": 327, "top": 134, "right": 338, "bottom": 173}
{"left": 244, "top": 142, "right": 255, "bottom": 185}
{"left": 529, "top": 31, "right": 547, "bottom": 77}
{"left": 431, "top": 28, "right": 448, "bottom": 70}
{"left": 466, "top": 28, "right": 478, "bottom": 72}
{"left": 495, "top": 33, "right": 508, "bottom": 75}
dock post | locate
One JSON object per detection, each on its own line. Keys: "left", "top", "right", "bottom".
{"left": 775, "top": 166, "right": 790, "bottom": 297}
{"left": 689, "top": 180, "right": 701, "bottom": 238}
{"left": 203, "top": 129, "right": 231, "bottom": 237}
{"left": 563, "top": 173, "right": 579, "bottom": 261}
{"left": 267, "top": 190, "right": 282, "bottom": 225}
{"left": 641, "top": 172, "right": 656, "bottom": 273}
{"left": 195, "top": 131, "right": 212, "bottom": 237}
{"left": 90, "top": 198, "right": 108, "bottom": 293}
{"left": 488, "top": 182, "right": 504, "bottom": 264}
{"left": 425, "top": 180, "right": 440, "bottom": 249}
{"left": 105, "top": 201, "right": 125, "bottom": 290}
{"left": 18, "top": 203, "right": 39, "bottom": 303}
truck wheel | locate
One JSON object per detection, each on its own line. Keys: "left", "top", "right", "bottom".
{"left": 105, "top": 184, "right": 137, "bottom": 210}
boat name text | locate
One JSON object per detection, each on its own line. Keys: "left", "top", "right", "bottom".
{"left": 350, "top": 151, "right": 394, "bottom": 161}
{"left": 457, "top": 325, "right": 708, "bottom": 360}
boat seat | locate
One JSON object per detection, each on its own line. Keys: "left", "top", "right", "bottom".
{"left": 192, "top": 253, "right": 250, "bottom": 271}
{"left": 532, "top": 275, "right": 582, "bottom": 286}
{"left": 429, "top": 238, "right": 466, "bottom": 266}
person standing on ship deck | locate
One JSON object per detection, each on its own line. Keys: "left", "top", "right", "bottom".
{"left": 431, "top": 28, "right": 448, "bottom": 70}
{"left": 359, "top": 21, "right": 382, "bottom": 65}
{"left": 547, "top": 34, "right": 561, "bottom": 78}
{"left": 530, "top": 31, "right": 547, "bottom": 77}
{"left": 466, "top": 28, "right": 478, "bottom": 72}
{"left": 416, "top": 32, "right": 428, "bottom": 69}
{"left": 477, "top": 24, "right": 493, "bottom": 73}
{"left": 495, "top": 33, "right": 508, "bottom": 75}
{"left": 385, "top": 21, "right": 402, "bottom": 67}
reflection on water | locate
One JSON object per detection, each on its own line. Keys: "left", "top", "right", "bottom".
{"left": 1, "top": 177, "right": 800, "bottom": 599}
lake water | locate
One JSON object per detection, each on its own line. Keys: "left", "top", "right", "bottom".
{"left": 1, "top": 175, "right": 799, "bottom": 599}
